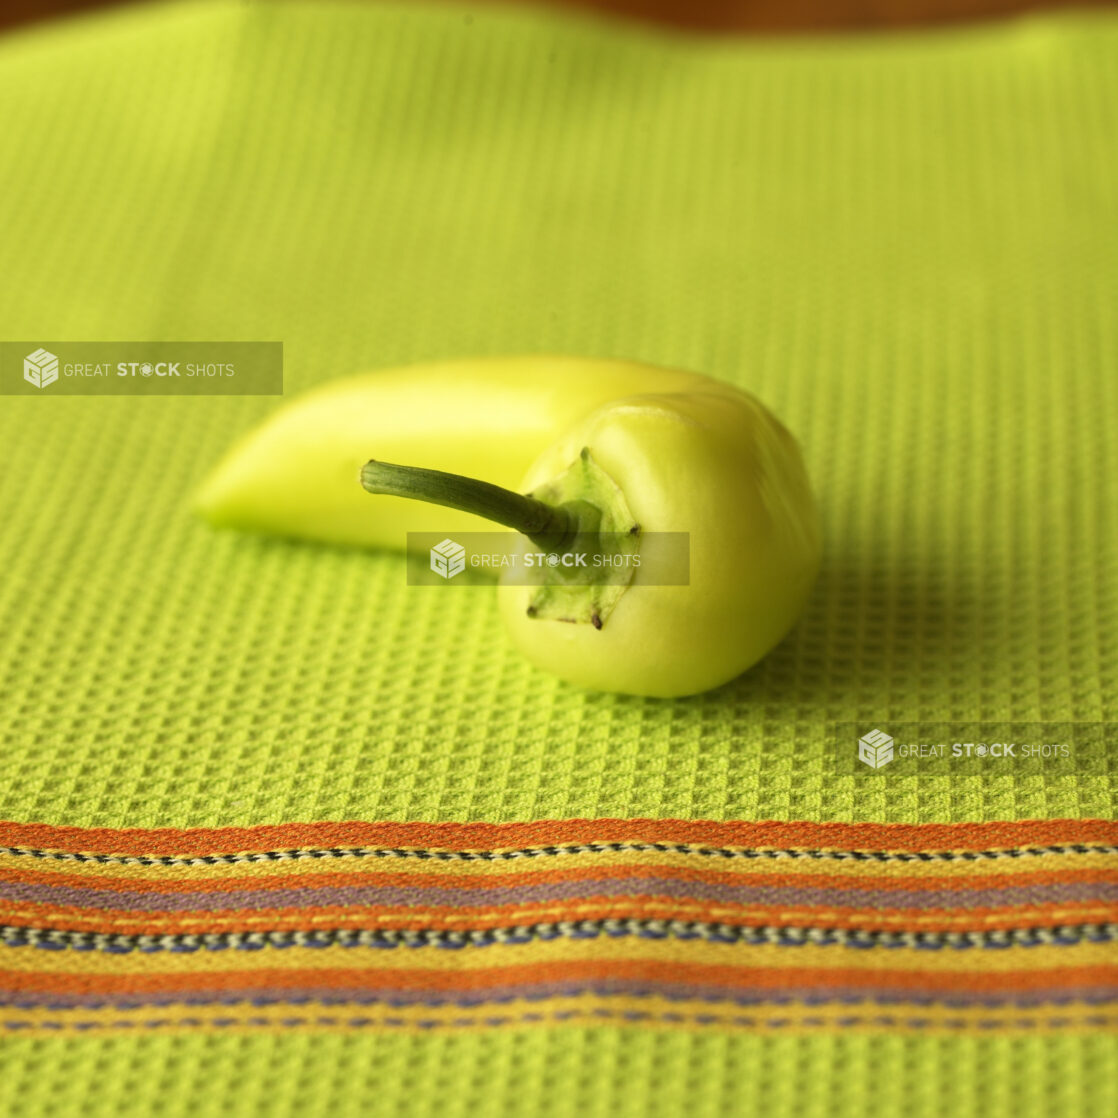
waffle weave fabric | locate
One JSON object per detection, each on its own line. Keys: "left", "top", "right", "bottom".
{"left": 0, "top": 1, "right": 1115, "bottom": 1114}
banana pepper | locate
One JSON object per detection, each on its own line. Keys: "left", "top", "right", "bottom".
{"left": 195, "top": 357, "right": 820, "bottom": 698}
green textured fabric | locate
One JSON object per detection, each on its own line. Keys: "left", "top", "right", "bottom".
{"left": 0, "top": 1031, "right": 1115, "bottom": 1118}
{"left": 0, "top": 0, "right": 1114, "bottom": 829}
{"left": 0, "top": 2, "right": 1116, "bottom": 1113}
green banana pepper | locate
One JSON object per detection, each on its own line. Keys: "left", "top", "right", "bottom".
{"left": 196, "top": 356, "right": 820, "bottom": 697}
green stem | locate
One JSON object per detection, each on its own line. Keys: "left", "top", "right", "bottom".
{"left": 360, "top": 459, "right": 577, "bottom": 548}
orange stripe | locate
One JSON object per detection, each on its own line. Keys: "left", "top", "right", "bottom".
{"left": 4, "top": 963, "right": 1116, "bottom": 997}
{"left": 1, "top": 819, "right": 1114, "bottom": 857}
{"left": 4, "top": 899, "right": 1114, "bottom": 934}
{"left": 2, "top": 863, "right": 1112, "bottom": 895}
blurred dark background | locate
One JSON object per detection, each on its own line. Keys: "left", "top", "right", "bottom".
{"left": 2, "top": 0, "right": 1116, "bottom": 33}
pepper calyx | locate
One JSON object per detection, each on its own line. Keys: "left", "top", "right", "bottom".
{"left": 518, "top": 447, "right": 640, "bottom": 629}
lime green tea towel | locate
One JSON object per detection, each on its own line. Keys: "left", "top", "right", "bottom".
{"left": 0, "top": 2, "right": 1116, "bottom": 1115}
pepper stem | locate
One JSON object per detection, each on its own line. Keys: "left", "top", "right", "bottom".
{"left": 360, "top": 459, "right": 577, "bottom": 549}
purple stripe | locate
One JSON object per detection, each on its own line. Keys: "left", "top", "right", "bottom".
{"left": 7, "top": 1012, "right": 1115, "bottom": 1033}
{"left": 4, "top": 879, "right": 1114, "bottom": 913}
{"left": 4, "top": 984, "right": 1116, "bottom": 1011}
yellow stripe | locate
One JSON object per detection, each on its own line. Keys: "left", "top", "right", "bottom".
{"left": 1, "top": 848, "right": 1110, "bottom": 881}
{"left": 0, "top": 937, "right": 1111, "bottom": 977}
{"left": 0, "top": 997, "right": 1112, "bottom": 1035}
{"left": 3, "top": 904, "right": 1112, "bottom": 928}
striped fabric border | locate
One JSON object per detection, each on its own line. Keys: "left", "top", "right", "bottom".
{"left": 1, "top": 819, "right": 1116, "bottom": 1035}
